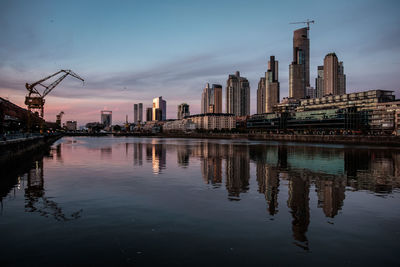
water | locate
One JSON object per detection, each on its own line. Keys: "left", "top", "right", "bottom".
{"left": 1, "top": 137, "right": 399, "bottom": 266}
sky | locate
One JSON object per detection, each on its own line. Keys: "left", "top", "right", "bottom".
{"left": 1, "top": 0, "right": 399, "bottom": 125}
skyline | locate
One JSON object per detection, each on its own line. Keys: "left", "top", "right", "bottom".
{"left": 1, "top": 0, "right": 400, "bottom": 125}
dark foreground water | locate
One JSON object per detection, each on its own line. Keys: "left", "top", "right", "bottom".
{"left": 1, "top": 137, "right": 400, "bottom": 266}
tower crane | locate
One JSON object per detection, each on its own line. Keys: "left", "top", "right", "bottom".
{"left": 56, "top": 111, "right": 64, "bottom": 128}
{"left": 25, "top": 69, "right": 84, "bottom": 132}
{"left": 290, "top": 19, "right": 315, "bottom": 29}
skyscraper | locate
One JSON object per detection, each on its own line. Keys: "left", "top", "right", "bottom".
{"left": 226, "top": 71, "right": 250, "bottom": 116}
{"left": 134, "top": 103, "right": 143, "bottom": 123}
{"left": 323, "top": 53, "right": 346, "bottom": 96}
{"left": 265, "top": 56, "right": 280, "bottom": 113}
{"left": 100, "top": 110, "right": 112, "bottom": 128}
{"left": 146, "top": 107, "right": 152, "bottom": 122}
{"left": 289, "top": 27, "right": 310, "bottom": 99}
{"left": 177, "top": 103, "right": 190, "bottom": 119}
{"left": 133, "top": 104, "right": 138, "bottom": 123}
{"left": 201, "top": 83, "right": 222, "bottom": 114}
{"left": 257, "top": 77, "right": 266, "bottom": 114}
{"left": 315, "top": 66, "right": 324, "bottom": 98}
{"left": 138, "top": 103, "right": 143, "bottom": 123}
{"left": 152, "top": 96, "right": 166, "bottom": 121}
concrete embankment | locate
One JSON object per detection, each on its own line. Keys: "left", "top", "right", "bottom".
{"left": 0, "top": 134, "right": 62, "bottom": 163}
{"left": 114, "top": 132, "right": 400, "bottom": 146}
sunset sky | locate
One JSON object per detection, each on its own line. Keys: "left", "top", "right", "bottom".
{"left": 1, "top": 0, "right": 399, "bottom": 125}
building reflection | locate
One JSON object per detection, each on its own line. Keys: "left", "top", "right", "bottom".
{"left": 177, "top": 145, "right": 191, "bottom": 168}
{"left": 225, "top": 144, "right": 250, "bottom": 200}
{"left": 146, "top": 143, "right": 166, "bottom": 174}
{"left": 133, "top": 142, "right": 143, "bottom": 166}
{"left": 315, "top": 176, "right": 346, "bottom": 218}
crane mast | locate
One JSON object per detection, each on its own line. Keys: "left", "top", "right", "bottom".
{"left": 289, "top": 19, "right": 315, "bottom": 29}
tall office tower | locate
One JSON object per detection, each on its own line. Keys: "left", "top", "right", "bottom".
{"left": 323, "top": 53, "right": 346, "bottom": 96}
{"left": 152, "top": 96, "right": 167, "bottom": 121}
{"left": 265, "top": 56, "right": 280, "bottom": 113}
{"left": 306, "top": 86, "right": 316, "bottom": 98}
{"left": 226, "top": 71, "right": 250, "bottom": 116}
{"left": 133, "top": 104, "right": 138, "bottom": 123}
{"left": 315, "top": 66, "right": 324, "bottom": 98}
{"left": 146, "top": 107, "right": 152, "bottom": 122}
{"left": 100, "top": 110, "right": 112, "bottom": 128}
{"left": 201, "top": 83, "right": 222, "bottom": 114}
{"left": 257, "top": 77, "right": 266, "bottom": 114}
{"left": 177, "top": 103, "right": 190, "bottom": 119}
{"left": 289, "top": 27, "right": 310, "bottom": 99}
{"left": 138, "top": 103, "right": 143, "bottom": 123}
{"left": 338, "top": 62, "right": 346, "bottom": 95}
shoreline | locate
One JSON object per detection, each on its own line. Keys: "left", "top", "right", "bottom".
{"left": 65, "top": 132, "right": 400, "bottom": 147}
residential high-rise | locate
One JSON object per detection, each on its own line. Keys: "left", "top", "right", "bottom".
{"left": 289, "top": 27, "right": 310, "bottom": 99}
{"left": 201, "top": 83, "right": 222, "bottom": 114}
{"left": 324, "top": 53, "right": 346, "bottom": 96}
{"left": 265, "top": 56, "right": 280, "bottom": 113}
{"left": 152, "top": 96, "right": 166, "bottom": 121}
{"left": 134, "top": 104, "right": 138, "bottom": 123}
{"left": 177, "top": 103, "right": 190, "bottom": 119}
{"left": 134, "top": 103, "right": 143, "bottom": 123}
{"left": 138, "top": 103, "right": 143, "bottom": 123}
{"left": 315, "top": 66, "right": 324, "bottom": 98}
{"left": 146, "top": 107, "right": 152, "bottom": 122}
{"left": 101, "top": 110, "right": 112, "bottom": 128}
{"left": 257, "top": 77, "right": 266, "bottom": 114}
{"left": 226, "top": 71, "right": 250, "bottom": 116}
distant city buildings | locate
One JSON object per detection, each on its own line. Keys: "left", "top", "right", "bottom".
{"left": 100, "top": 110, "right": 112, "bottom": 129}
{"left": 201, "top": 83, "right": 222, "bottom": 114}
{"left": 133, "top": 103, "right": 143, "bottom": 123}
{"left": 265, "top": 56, "right": 280, "bottom": 113}
{"left": 177, "top": 103, "right": 190, "bottom": 119}
{"left": 323, "top": 53, "right": 346, "bottom": 96}
{"left": 152, "top": 96, "right": 166, "bottom": 121}
{"left": 226, "top": 71, "right": 250, "bottom": 116}
{"left": 289, "top": 27, "right": 310, "bottom": 100}
{"left": 187, "top": 113, "right": 236, "bottom": 130}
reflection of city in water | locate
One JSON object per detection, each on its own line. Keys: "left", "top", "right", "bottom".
{"left": 1, "top": 138, "right": 400, "bottom": 255}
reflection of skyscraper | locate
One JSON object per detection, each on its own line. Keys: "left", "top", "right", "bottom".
{"left": 256, "top": 163, "right": 279, "bottom": 215}
{"left": 289, "top": 27, "right": 310, "bottom": 99}
{"left": 177, "top": 145, "right": 190, "bottom": 168}
{"left": 315, "top": 177, "right": 345, "bottom": 218}
{"left": 225, "top": 145, "right": 250, "bottom": 200}
{"left": 133, "top": 143, "right": 143, "bottom": 166}
{"left": 151, "top": 144, "right": 166, "bottom": 174}
{"left": 287, "top": 174, "right": 310, "bottom": 250}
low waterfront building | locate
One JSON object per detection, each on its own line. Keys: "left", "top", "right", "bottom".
{"left": 186, "top": 113, "right": 236, "bottom": 130}
{"left": 370, "top": 101, "right": 400, "bottom": 135}
{"left": 163, "top": 119, "right": 196, "bottom": 132}
{"left": 65, "top": 121, "right": 77, "bottom": 131}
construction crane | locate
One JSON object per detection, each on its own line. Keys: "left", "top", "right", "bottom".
{"left": 25, "top": 69, "right": 84, "bottom": 132}
{"left": 290, "top": 19, "right": 315, "bottom": 29}
{"left": 56, "top": 111, "right": 64, "bottom": 128}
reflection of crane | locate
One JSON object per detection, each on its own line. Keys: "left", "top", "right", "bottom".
{"left": 25, "top": 70, "right": 84, "bottom": 119}
{"left": 56, "top": 111, "right": 64, "bottom": 128}
{"left": 290, "top": 19, "right": 315, "bottom": 29}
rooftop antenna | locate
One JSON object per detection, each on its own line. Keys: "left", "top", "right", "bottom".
{"left": 290, "top": 19, "right": 315, "bottom": 29}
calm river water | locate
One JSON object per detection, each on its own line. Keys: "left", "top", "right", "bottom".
{"left": 1, "top": 137, "right": 400, "bottom": 266}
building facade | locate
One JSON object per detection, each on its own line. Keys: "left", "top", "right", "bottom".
{"left": 315, "top": 66, "right": 324, "bottom": 98}
{"left": 152, "top": 96, "right": 167, "bottom": 121}
{"left": 257, "top": 77, "right": 266, "bottom": 114}
{"left": 265, "top": 56, "right": 280, "bottom": 113}
{"left": 65, "top": 120, "right": 77, "bottom": 131}
{"left": 323, "top": 53, "right": 346, "bottom": 96}
{"left": 226, "top": 71, "right": 250, "bottom": 116}
{"left": 187, "top": 113, "right": 236, "bottom": 130}
{"left": 177, "top": 103, "right": 190, "bottom": 119}
{"left": 146, "top": 107, "right": 152, "bottom": 122}
{"left": 289, "top": 27, "right": 310, "bottom": 100}
{"left": 163, "top": 118, "right": 196, "bottom": 132}
{"left": 100, "top": 110, "right": 112, "bottom": 129}
{"left": 201, "top": 83, "right": 222, "bottom": 114}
